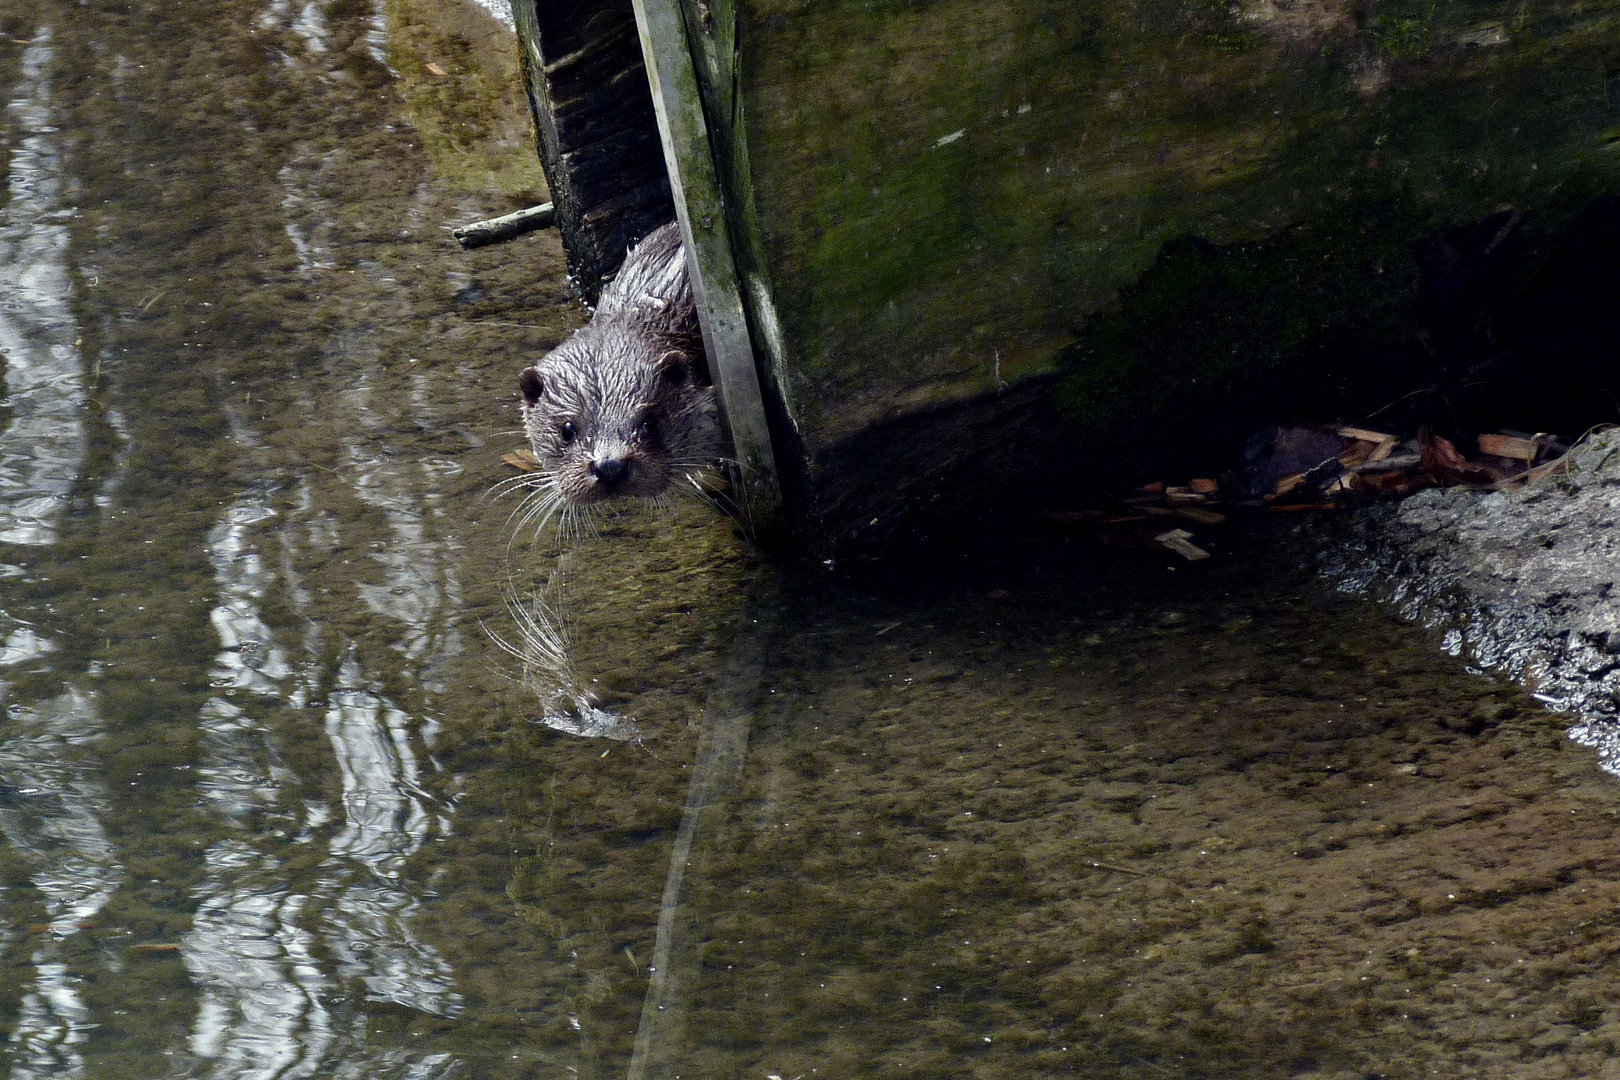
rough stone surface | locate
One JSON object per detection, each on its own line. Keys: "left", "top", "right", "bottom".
{"left": 1325, "top": 432, "right": 1620, "bottom": 771}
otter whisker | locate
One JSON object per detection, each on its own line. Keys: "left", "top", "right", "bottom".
{"left": 523, "top": 491, "right": 571, "bottom": 547}
{"left": 487, "top": 472, "right": 547, "bottom": 500}
{"left": 680, "top": 478, "right": 726, "bottom": 516}
{"left": 556, "top": 501, "right": 587, "bottom": 545}
{"left": 500, "top": 471, "right": 551, "bottom": 506}
{"left": 558, "top": 501, "right": 604, "bottom": 544}
{"left": 505, "top": 590, "right": 573, "bottom": 677}
{"left": 503, "top": 484, "right": 571, "bottom": 555}
{"left": 574, "top": 503, "right": 595, "bottom": 543}
{"left": 496, "top": 485, "right": 550, "bottom": 522}
{"left": 508, "top": 482, "right": 560, "bottom": 531}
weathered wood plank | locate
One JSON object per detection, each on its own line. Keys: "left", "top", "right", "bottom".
{"left": 630, "top": 0, "right": 782, "bottom": 524}
{"left": 558, "top": 123, "right": 668, "bottom": 211}
{"left": 671, "top": 0, "right": 1620, "bottom": 551}
{"left": 513, "top": 0, "right": 675, "bottom": 298}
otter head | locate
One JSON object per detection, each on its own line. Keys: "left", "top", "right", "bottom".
{"left": 518, "top": 316, "right": 719, "bottom": 503}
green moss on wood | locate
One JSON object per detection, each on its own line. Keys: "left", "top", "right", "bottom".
{"left": 718, "top": 0, "right": 1620, "bottom": 449}
{"left": 1054, "top": 196, "right": 1424, "bottom": 443}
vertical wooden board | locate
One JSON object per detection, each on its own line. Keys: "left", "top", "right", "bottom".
{"left": 673, "top": 0, "right": 813, "bottom": 526}
{"left": 631, "top": 0, "right": 784, "bottom": 524}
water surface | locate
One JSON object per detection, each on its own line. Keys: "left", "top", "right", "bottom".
{"left": 2, "top": 3, "right": 1619, "bottom": 1079}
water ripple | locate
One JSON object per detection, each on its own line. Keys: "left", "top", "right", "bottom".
{"left": 0, "top": 28, "right": 86, "bottom": 547}
{"left": 0, "top": 688, "right": 122, "bottom": 1079}
{"left": 184, "top": 844, "right": 333, "bottom": 1080}
{"left": 185, "top": 488, "right": 461, "bottom": 1080}
{"left": 206, "top": 497, "right": 294, "bottom": 696}
{"left": 318, "top": 654, "right": 461, "bottom": 1017}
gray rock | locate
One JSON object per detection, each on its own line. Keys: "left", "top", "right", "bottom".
{"left": 1322, "top": 432, "right": 1620, "bottom": 772}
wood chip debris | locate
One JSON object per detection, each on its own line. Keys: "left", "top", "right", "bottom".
{"left": 425, "top": 61, "right": 448, "bottom": 76}
{"left": 1242, "top": 424, "right": 1574, "bottom": 510}
{"left": 1173, "top": 507, "right": 1226, "bottom": 526}
{"left": 1045, "top": 422, "right": 1585, "bottom": 562}
{"left": 1336, "top": 425, "right": 1398, "bottom": 445}
{"left": 1155, "top": 529, "right": 1211, "bottom": 561}
{"left": 1477, "top": 433, "right": 1538, "bottom": 463}
{"left": 1048, "top": 475, "right": 1226, "bottom": 561}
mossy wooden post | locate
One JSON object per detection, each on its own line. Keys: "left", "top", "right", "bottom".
{"left": 628, "top": 0, "right": 783, "bottom": 527}
{"left": 662, "top": 0, "right": 1620, "bottom": 554}
{"left": 520, "top": 0, "right": 1620, "bottom": 554}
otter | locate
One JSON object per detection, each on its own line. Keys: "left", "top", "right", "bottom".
{"left": 516, "top": 223, "right": 721, "bottom": 505}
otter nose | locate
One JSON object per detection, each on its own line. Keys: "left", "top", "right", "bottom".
{"left": 591, "top": 457, "right": 630, "bottom": 488}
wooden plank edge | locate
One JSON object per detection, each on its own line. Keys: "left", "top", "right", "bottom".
{"left": 629, "top": 0, "right": 784, "bottom": 530}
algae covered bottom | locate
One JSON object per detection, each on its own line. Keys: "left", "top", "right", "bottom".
{"left": 3, "top": 1, "right": 1620, "bottom": 1078}
{"left": 633, "top": 540, "right": 1620, "bottom": 1080}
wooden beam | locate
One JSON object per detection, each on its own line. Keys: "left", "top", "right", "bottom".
{"left": 627, "top": 0, "right": 783, "bottom": 527}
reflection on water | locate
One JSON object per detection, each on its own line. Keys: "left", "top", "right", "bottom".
{"left": 351, "top": 450, "right": 465, "bottom": 686}
{"left": 0, "top": 30, "right": 111, "bottom": 1080}
{"left": 320, "top": 654, "right": 460, "bottom": 1018}
{"left": 0, "top": 29, "right": 84, "bottom": 547}
{"left": 492, "top": 555, "right": 648, "bottom": 743}
{"left": 1, "top": 0, "right": 1619, "bottom": 1077}
{"left": 0, "top": 689, "right": 120, "bottom": 1079}
{"left": 205, "top": 495, "right": 294, "bottom": 699}
{"left": 0, "top": 1, "right": 535, "bottom": 1073}
{"left": 184, "top": 484, "right": 459, "bottom": 1077}
{"left": 185, "top": 836, "right": 332, "bottom": 1080}
{"left": 277, "top": 151, "right": 337, "bottom": 278}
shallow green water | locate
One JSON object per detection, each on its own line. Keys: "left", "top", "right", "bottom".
{"left": 2, "top": 3, "right": 1619, "bottom": 1079}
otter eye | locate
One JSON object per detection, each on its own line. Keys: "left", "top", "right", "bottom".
{"left": 558, "top": 421, "right": 576, "bottom": 444}
{"left": 639, "top": 414, "right": 659, "bottom": 436}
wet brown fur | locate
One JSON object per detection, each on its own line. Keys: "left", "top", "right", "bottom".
{"left": 516, "top": 223, "right": 721, "bottom": 507}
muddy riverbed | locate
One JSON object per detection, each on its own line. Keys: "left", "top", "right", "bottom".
{"left": 3, "top": 2, "right": 1620, "bottom": 1078}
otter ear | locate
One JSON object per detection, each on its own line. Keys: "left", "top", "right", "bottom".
{"left": 656, "top": 351, "right": 690, "bottom": 387}
{"left": 518, "top": 367, "right": 545, "bottom": 405}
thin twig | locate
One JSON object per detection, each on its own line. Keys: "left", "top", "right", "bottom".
{"left": 1088, "top": 860, "right": 1151, "bottom": 877}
